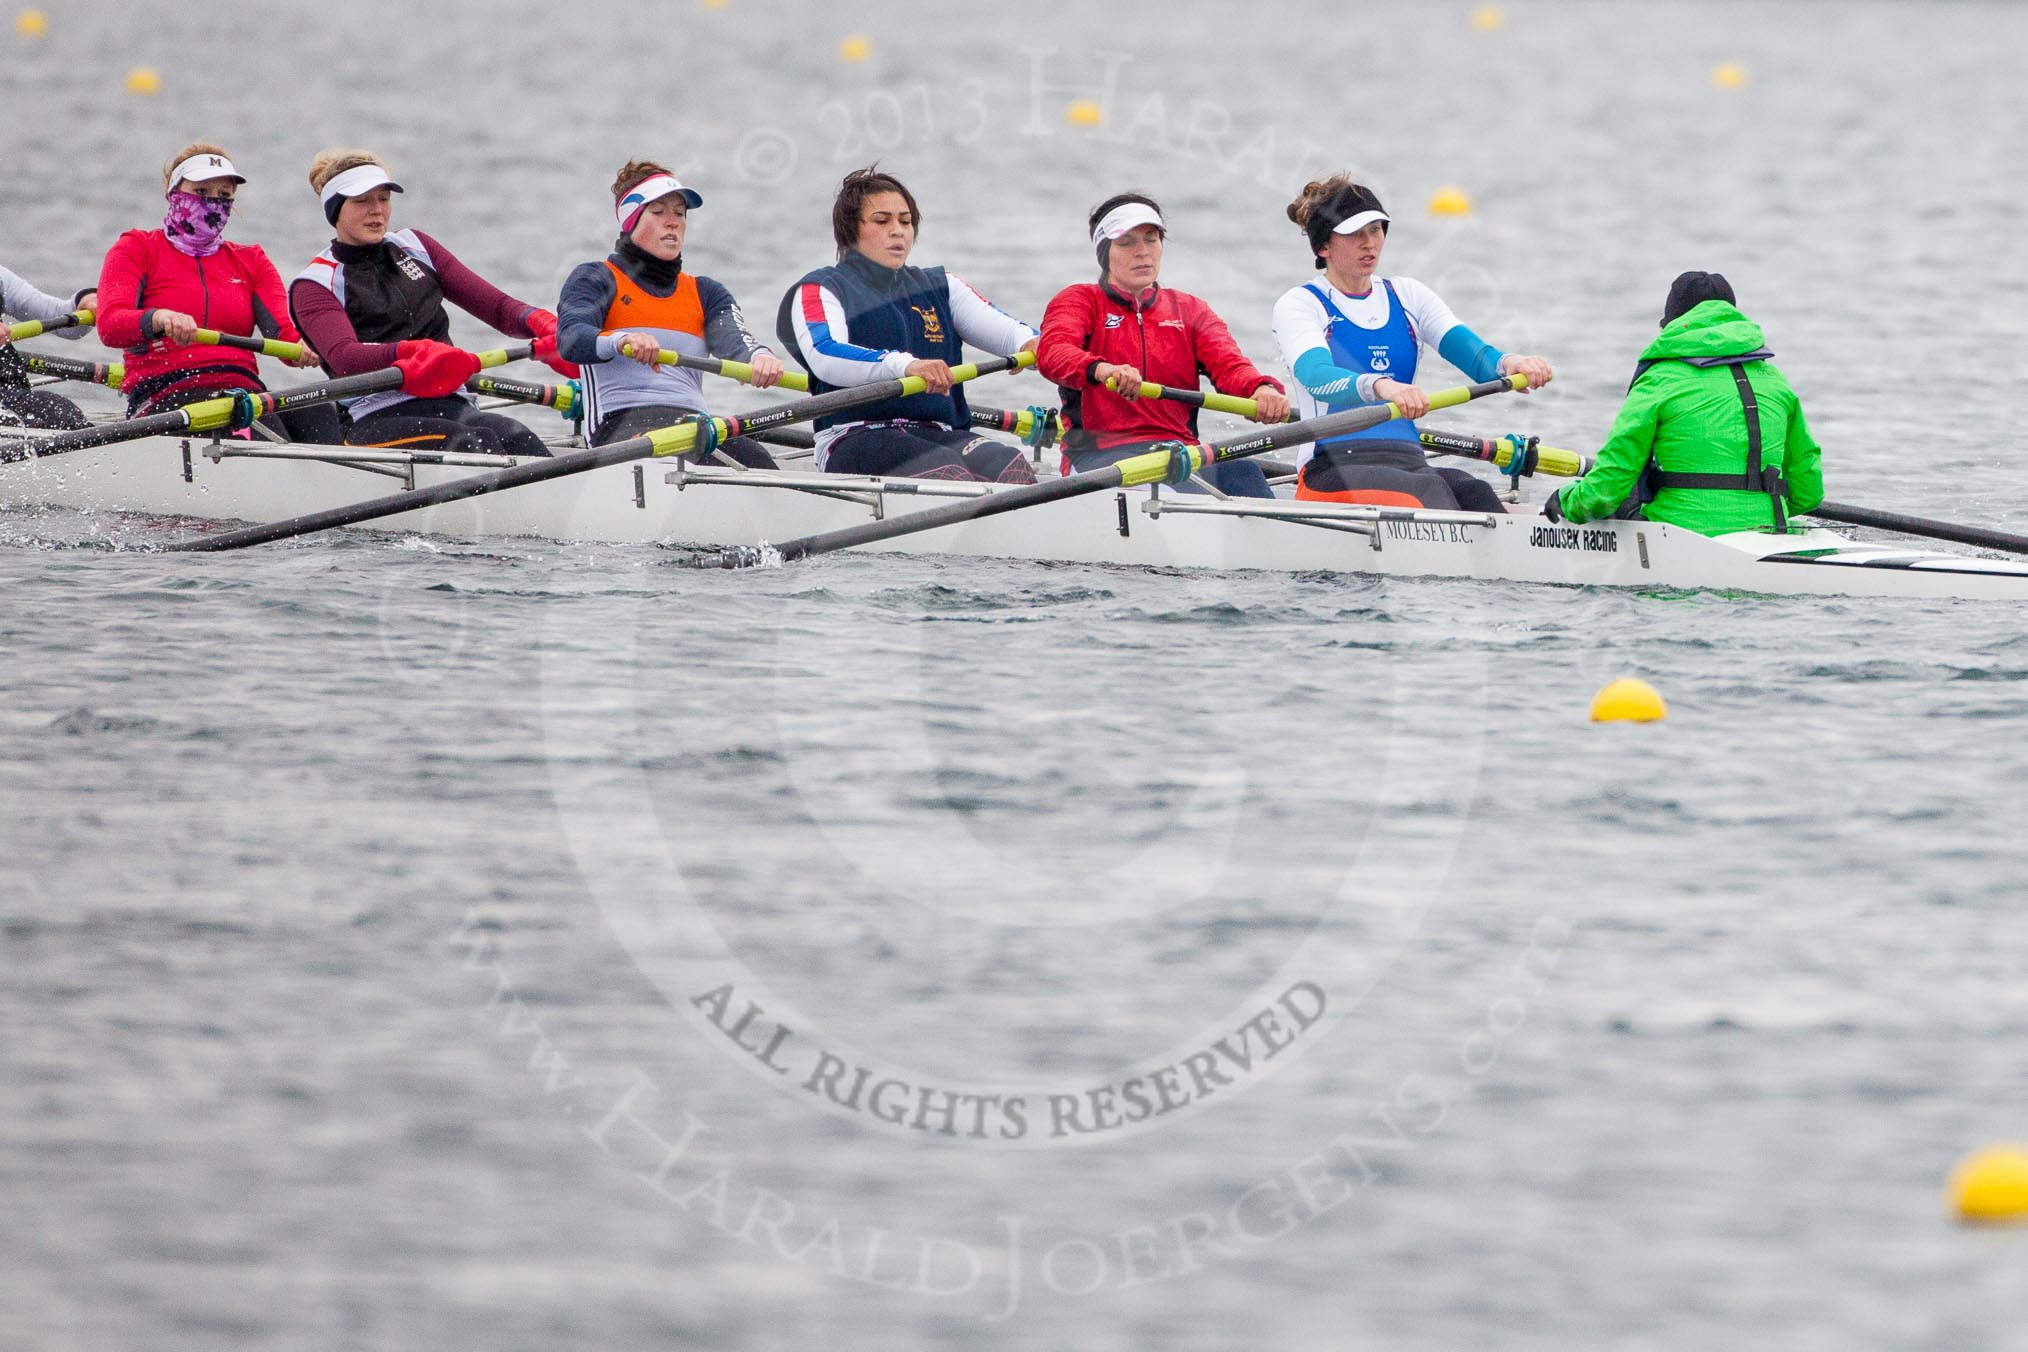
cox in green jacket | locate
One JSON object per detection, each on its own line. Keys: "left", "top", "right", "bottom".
{"left": 1551, "top": 299, "right": 1823, "bottom": 536}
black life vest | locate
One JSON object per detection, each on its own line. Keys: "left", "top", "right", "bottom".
{"left": 1624, "top": 349, "right": 1789, "bottom": 530}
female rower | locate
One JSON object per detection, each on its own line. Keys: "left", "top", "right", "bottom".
{"left": 290, "top": 149, "right": 572, "bottom": 459}
{"left": 777, "top": 166, "right": 1038, "bottom": 482}
{"left": 93, "top": 144, "right": 333, "bottom": 441}
{"left": 1544, "top": 271, "right": 1821, "bottom": 535}
{"left": 557, "top": 160, "right": 784, "bottom": 465}
{"left": 1, "top": 264, "right": 96, "bottom": 430}
{"left": 1038, "top": 192, "right": 1289, "bottom": 498}
{"left": 1271, "top": 175, "right": 1553, "bottom": 510}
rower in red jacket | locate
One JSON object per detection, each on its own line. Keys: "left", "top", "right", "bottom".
{"left": 94, "top": 142, "right": 333, "bottom": 442}
{"left": 1037, "top": 193, "right": 1290, "bottom": 498}
{"left": 289, "top": 149, "right": 575, "bottom": 459}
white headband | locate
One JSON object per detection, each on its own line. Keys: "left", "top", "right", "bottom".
{"left": 1331, "top": 209, "right": 1390, "bottom": 236}
{"left": 617, "top": 173, "right": 703, "bottom": 231}
{"left": 319, "top": 164, "right": 403, "bottom": 209}
{"left": 1090, "top": 202, "right": 1165, "bottom": 254}
{"left": 167, "top": 153, "right": 244, "bottom": 192}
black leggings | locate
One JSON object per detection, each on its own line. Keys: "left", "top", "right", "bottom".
{"left": 826, "top": 422, "right": 1034, "bottom": 482}
{"left": 0, "top": 381, "right": 87, "bottom": 431}
{"left": 1300, "top": 442, "right": 1507, "bottom": 512}
{"left": 591, "top": 405, "right": 777, "bottom": 468}
{"left": 344, "top": 397, "right": 550, "bottom": 458}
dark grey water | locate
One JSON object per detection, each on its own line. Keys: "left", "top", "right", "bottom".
{"left": 6, "top": 2, "right": 2028, "bottom": 1348}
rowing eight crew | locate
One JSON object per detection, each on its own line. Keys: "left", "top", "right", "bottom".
{"left": 0, "top": 147, "right": 1821, "bottom": 534}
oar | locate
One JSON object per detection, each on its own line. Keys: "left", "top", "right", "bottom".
{"left": 1446, "top": 434, "right": 2028, "bottom": 556}
{"left": 4, "top": 310, "right": 93, "bottom": 343}
{"left": 1114, "top": 374, "right": 1583, "bottom": 483}
{"left": 1108, "top": 377, "right": 1279, "bottom": 420}
{"left": 1417, "top": 429, "right": 1586, "bottom": 478}
{"left": 4, "top": 344, "right": 531, "bottom": 461}
{"left": 192, "top": 329, "right": 309, "bottom": 362}
{"left": 699, "top": 374, "right": 1529, "bottom": 567}
{"left": 625, "top": 346, "right": 1058, "bottom": 444}
{"left": 20, "top": 351, "right": 122, "bottom": 389}
{"left": 465, "top": 372, "right": 578, "bottom": 415}
{"left": 1804, "top": 502, "right": 2028, "bottom": 558}
{"left": 164, "top": 352, "right": 1036, "bottom": 553}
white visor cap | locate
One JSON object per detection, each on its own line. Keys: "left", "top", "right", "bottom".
{"left": 168, "top": 153, "right": 245, "bottom": 192}
{"left": 617, "top": 173, "right": 704, "bottom": 230}
{"left": 1090, "top": 201, "right": 1165, "bottom": 250}
{"left": 1331, "top": 209, "right": 1391, "bottom": 236}
{"left": 319, "top": 164, "right": 404, "bottom": 210}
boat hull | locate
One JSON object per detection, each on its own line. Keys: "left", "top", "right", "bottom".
{"left": 7, "top": 434, "right": 2028, "bottom": 600}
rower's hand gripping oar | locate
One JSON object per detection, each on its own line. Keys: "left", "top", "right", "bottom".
{"left": 6, "top": 344, "right": 531, "bottom": 461}
{"left": 702, "top": 373, "right": 1531, "bottom": 568}
{"left": 163, "top": 352, "right": 1037, "bottom": 553}
{"left": 3, "top": 310, "right": 93, "bottom": 344}
{"left": 633, "top": 346, "right": 1060, "bottom": 447}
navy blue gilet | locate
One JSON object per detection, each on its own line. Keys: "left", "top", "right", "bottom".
{"left": 776, "top": 249, "right": 968, "bottom": 433}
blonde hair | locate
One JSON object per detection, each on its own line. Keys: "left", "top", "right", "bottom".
{"left": 308, "top": 148, "right": 387, "bottom": 194}
{"left": 163, "top": 141, "right": 232, "bottom": 193}
{"left": 611, "top": 159, "right": 674, "bottom": 206}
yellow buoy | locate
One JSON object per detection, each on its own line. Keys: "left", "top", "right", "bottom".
{"left": 1064, "top": 98, "right": 1104, "bottom": 128}
{"left": 124, "top": 66, "right": 162, "bottom": 95}
{"left": 1589, "top": 678, "right": 1667, "bottom": 723}
{"left": 16, "top": 9, "right": 49, "bottom": 37}
{"left": 1427, "top": 185, "right": 1474, "bottom": 217}
{"left": 1950, "top": 1144, "right": 2028, "bottom": 1223}
{"left": 700, "top": 0, "right": 727, "bottom": 8}
{"left": 1469, "top": 4, "right": 1506, "bottom": 31}
{"left": 1710, "top": 61, "right": 1749, "bottom": 90}
{"left": 839, "top": 34, "right": 871, "bottom": 62}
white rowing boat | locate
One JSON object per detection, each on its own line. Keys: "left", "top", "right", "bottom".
{"left": 6, "top": 432, "right": 2028, "bottom": 600}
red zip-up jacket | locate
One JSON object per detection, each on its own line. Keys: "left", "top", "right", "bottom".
{"left": 1037, "top": 281, "right": 1283, "bottom": 453}
{"left": 96, "top": 229, "right": 302, "bottom": 409}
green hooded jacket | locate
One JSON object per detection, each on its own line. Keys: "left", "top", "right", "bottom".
{"left": 1558, "top": 301, "right": 1823, "bottom": 535}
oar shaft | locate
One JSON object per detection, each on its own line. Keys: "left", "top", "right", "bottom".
{"left": 166, "top": 353, "right": 1034, "bottom": 552}
{"left": 1808, "top": 501, "right": 2028, "bottom": 557}
{"left": 1416, "top": 429, "right": 1587, "bottom": 478}
{"left": 20, "top": 351, "right": 122, "bottom": 388}
{"left": 9, "top": 345, "right": 527, "bottom": 460}
{"left": 466, "top": 373, "right": 577, "bottom": 414}
{"left": 652, "top": 350, "right": 1053, "bottom": 442}
{"left": 4, "top": 310, "right": 92, "bottom": 343}
{"left": 755, "top": 375, "right": 1524, "bottom": 565}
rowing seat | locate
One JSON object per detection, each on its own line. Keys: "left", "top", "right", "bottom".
{"left": 1293, "top": 482, "right": 1425, "bottom": 508}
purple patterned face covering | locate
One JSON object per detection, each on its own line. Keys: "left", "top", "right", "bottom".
{"left": 163, "top": 191, "right": 232, "bottom": 257}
